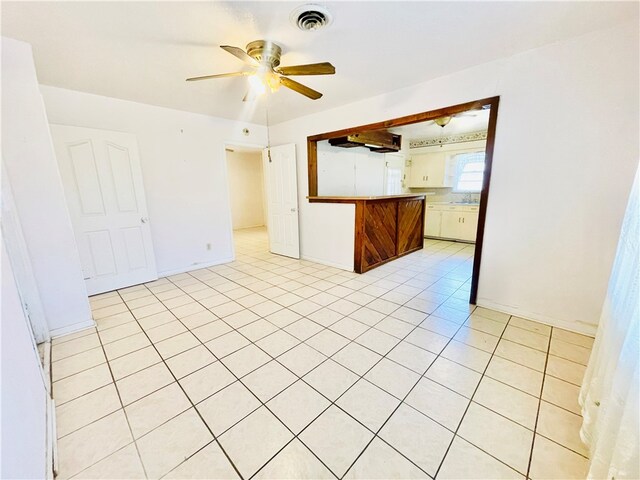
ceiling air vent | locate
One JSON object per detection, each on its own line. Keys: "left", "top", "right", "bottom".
{"left": 290, "top": 4, "right": 332, "bottom": 32}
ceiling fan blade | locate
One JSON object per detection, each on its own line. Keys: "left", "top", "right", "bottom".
{"left": 220, "top": 45, "right": 259, "bottom": 66}
{"left": 455, "top": 111, "right": 479, "bottom": 117}
{"left": 276, "top": 62, "right": 335, "bottom": 76}
{"left": 279, "top": 76, "right": 322, "bottom": 100}
{"left": 186, "top": 71, "right": 251, "bottom": 82}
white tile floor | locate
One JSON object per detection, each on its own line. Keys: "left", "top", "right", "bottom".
{"left": 51, "top": 227, "right": 594, "bottom": 479}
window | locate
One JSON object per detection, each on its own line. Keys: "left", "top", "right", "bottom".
{"left": 453, "top": 152, "right": 485, "bottom": 192}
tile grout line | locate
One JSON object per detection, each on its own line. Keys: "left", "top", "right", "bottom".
{"left": 336, "top": 312, "right": 477, "bottom": 479}
{"left": 431, "top": 314, "right": 519, "bottom": 479}
{"left": 154, "top": 274, "right": 344, "bottom": 479}
{"left": 246, "top": 307, "right": 461, "bottom": 478}
{"left": 72, "top": 312, "right": 151, "bottom": 480}
{"left": 336, "top": 305, "right": 509, "bottom": 478}
{"left": 525, "top": 325, "right": 554, "bottom": 479}
{"left": 112, "top": 289, "right": 247, "bottom": 480}
{"left": 59, "top": 288, "right": 226, "bottom": 476}
{"left": 438, "top": 319, "right": 589, "bottom": 473}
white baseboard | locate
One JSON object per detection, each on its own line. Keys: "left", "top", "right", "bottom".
{"left": 47, "top": 396, "right": 56, "bottom": 480}
{"left": 49, "top": 319, "right": 96, "bottom": 339}
{"left": 42, "top": 341, "right": 55, "bottom": 480}
{"left": 301, "top": 255, "right": 354, "bottom": 272}
{"left": 158, "top": 257, "right": 235, "bottom": 278}
{"left": 476, "top": 298, "right": 597, "bottom": 337}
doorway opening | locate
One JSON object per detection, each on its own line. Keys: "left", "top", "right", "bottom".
{"left": 226, "top": 143, "right": 301, "bottom": 260}
{"left": 224, "top": 145, "right": 268, "bottom": 254}
{"left": 306, "top": 96, "right": 500, "bottom": 304}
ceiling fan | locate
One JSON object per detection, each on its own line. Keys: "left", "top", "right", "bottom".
{"left": 426, "top": 110, "right": 481, "bottom": 128}
{"left": 186, "top": 40, "right": 335, "bottom": 101}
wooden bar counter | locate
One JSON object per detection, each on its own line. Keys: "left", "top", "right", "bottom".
{"left": 308, "top": 194, "right": 426, "bottom": 273}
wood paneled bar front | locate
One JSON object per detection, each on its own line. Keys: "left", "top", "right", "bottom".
{"left": 308, "top": 194, "right": 426, "bottom": 273}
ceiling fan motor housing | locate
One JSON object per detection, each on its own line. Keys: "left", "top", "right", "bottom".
{"left": 246, "top": 40, "right": 282, "bottom": 67}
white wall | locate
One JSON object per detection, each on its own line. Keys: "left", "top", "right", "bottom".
{"left": 226, "top": 150, "right": 266, "bottom": 230}
{"left": 1, "top": 37, "right": 92, "bottom": 336}
{"left": 317, "top": 142, "right": 409, "bottom": 197}
{"left": 302, "top": 203, "right": 356, "bottom": 270}
{"left": 270, "top": 22, "right": 639, "bottom": 334}
{"left": 318, "top": 142, "right": 386, "bottom": 196}
{"left": 1, "top": 239, "right": 49, "bottom": 480}
{"left": 40, "top": 86, "right": 267, "bottom": 276}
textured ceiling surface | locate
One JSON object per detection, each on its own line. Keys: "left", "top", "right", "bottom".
{"left": 2, "top": 1, "right": 636, "bottom": 124}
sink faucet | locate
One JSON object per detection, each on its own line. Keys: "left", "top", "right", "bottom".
{"left": 463, "top": 193, "right": 472, "bottom": 203}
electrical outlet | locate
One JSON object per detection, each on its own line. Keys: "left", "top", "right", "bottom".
{"left": 206, "top": 243, "right": 212, "bottom": 250}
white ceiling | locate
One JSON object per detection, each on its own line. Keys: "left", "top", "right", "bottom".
{"left": 2, "top": 2, "right": 635, "bottom": 125}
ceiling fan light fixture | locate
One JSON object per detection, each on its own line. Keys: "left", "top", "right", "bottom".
{"left": 248, "top": 67, "right": 281, "bottom": 95}
{"left": 290, "top": 4, "right": 333, "bottom": 32}
{"left": 248, "top": 74, "right": 266, "bottom": 95}
{"left": 266, "top": 73, "right": 281, "bottom": 92}
{"left": 434, "top": 116, "right": 452, "bottom": 128}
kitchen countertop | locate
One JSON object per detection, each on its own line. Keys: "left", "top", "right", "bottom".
{"left": 308, "top": 194, "right": 426, "bottom": 203}
{"left": 427, "top": 202, "right": 480, "bottom": 206}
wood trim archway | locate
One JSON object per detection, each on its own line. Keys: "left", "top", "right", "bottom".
{"left": 306, "top": 96, "right": 500, "bottom": 304}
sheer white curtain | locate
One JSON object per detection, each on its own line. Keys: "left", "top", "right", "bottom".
{"left": 579, "top": 166, "right": 639, "bottom": 480}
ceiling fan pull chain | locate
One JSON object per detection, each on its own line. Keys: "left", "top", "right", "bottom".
{"left": 266, "top": 104, "right": 272, "bottom": 162}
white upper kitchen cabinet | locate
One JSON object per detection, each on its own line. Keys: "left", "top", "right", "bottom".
{"left": 408, "top": 152, "right": 452, "bottom": 188}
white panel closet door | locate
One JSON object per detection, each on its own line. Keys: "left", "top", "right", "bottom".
{"left": 51, "top": 125, "right": 157, "bottom": 295}
{"left": 263, "top": 144, "right": 300, "bottom": 258}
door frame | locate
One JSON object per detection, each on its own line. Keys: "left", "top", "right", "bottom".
{"left": 305, "top": 96, "right": 500, "bottom": 304}
{"left": 222, "top": 141, "right": 266, "bottom": 259}
{"left": 1, "top": 161, "right": 50, "bottom": 343}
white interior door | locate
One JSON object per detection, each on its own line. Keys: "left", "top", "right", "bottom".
{"left": 51, "top": 125, "right": 157, "bottom": 295}
{"left": 263, "top": 144, "right": 300, "bottom": 258}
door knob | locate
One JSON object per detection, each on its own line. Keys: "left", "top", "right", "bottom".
{"left": 290, "top": 208, "right": 296, "bottom": 213}
{"left": 141, "top": 217, "right": 149, "bottom": 223}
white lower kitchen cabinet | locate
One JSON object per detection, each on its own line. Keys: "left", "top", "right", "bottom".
{"left": 440, "top": 211, "right": 462, "bottom": 238}
{"left": 424, "top": 205, "right": 442, "bottom": 236}
{"left": 457, "top": 211, "right": 479, "bottom": 241}
{"left": 425, "top": 204, "right": 479, "bottom": 242}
